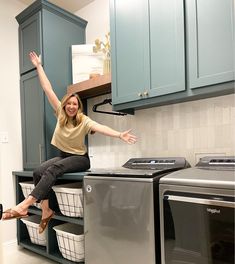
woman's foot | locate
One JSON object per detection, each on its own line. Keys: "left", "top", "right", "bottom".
{"left": 39, "top": 209, "right": 54, "bottom": 234}
{"left": 2, "top": 205, "right": 28, "bottom": 220}
{"left": 41, "top": 208, "right": 54, "bottom": 221}
{"left": 2, "top": 196, "right": 36, "bottom": 220}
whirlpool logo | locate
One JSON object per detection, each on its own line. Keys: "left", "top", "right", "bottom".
{"left": 207, "top": 208, "right": 221, "bottom": 214}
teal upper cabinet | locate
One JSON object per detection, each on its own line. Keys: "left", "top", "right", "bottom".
{"left": 110, "top": 0, "right": 234, "bottom": 112}
{"left": 149, "top": 0, "right": 185, "bottom": 97}
{"left": 18, "top": 12, "right": 42, "bottom": 74}
{"left": 16, "top": 0, "right": 87, "bottom": 170}
{"left": 110, "top": 0, "right": 150, "bottom": 104}
{"left": 17, "top": 0, "right": 87, "bottom": 76}
{"left": 186, "top": 0, "right": 234, "bottom": 89}
{"left": 110, "top": 0, "right": 185, "bottom": 105}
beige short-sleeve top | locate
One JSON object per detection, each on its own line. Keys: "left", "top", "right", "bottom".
{"left": 51, "top": 106, "right": 98, "bottom": 155}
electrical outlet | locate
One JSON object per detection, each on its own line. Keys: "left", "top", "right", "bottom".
{"left": 0, "top": 132, "right": 9, "bottom": 143}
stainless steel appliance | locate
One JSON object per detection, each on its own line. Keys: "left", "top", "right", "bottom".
{"left": 84, "top": 157, "right": 189, "bottom": 264}
{"left": 159, "top": 156, "right": 235, "bottom": 264}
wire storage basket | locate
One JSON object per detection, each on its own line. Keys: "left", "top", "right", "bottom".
{"left": 21, "top": 215, "right": 47, "bottom": 246}
{"left": 52, "top": 182, "right": 83, "bottom": 217}
{"left": 19, "top": 181, "right": 41, "bottom": 209}
{"left": 53, "top": 223, "right": 84, "bottom": 262}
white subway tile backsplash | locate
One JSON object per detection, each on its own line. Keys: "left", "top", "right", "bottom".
{"left": 88, "top": 94, "right": 235, "bottom": 167}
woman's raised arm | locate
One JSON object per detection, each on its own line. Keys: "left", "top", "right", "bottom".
{"left": 29, "top": 51, "right": 60, "bottom": 111}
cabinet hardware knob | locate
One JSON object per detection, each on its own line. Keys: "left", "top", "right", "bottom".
{"left": 143, "top": 91, "right": 149, "bottom": 96}
{"left": 138, "top": 92, "right": 143, "bottom": 97}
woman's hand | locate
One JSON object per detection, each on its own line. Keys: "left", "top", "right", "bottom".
{"left": 29, "top": 51, "right": 41, "bottom": 68}
{"left": 91, "top": 124, "right": 137, "bottom": 144}
{"left": 28, "top": 51, "right": 60, "bottom": 111}
{"left": 119, "top": 129, "right": 137, "bottom": 144}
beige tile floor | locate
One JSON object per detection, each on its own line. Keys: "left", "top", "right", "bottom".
{"left": 2, "top": 243, "right": 57, "bottom": 264}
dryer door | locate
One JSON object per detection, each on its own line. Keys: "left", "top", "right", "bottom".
{"left": 163, "top": 192, "right": 235, "bottom": 264}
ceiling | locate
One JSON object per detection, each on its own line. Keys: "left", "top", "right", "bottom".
{"left": 18, "top": 0, "right": 95, "bottom": 13}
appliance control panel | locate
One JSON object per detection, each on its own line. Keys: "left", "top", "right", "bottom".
{"left": 122, "top": 157, "right": 188, "bottom": 170}
{"left": 196, "top": 156, "right": 235, "bottom": 170}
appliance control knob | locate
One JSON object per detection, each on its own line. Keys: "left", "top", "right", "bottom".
{"left": 86, "top": 185, "right": 92, "bottom": 193}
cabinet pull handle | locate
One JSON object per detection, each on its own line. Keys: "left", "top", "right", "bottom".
{"left": 39, "top": 144, "right": 42, "bottom": 164}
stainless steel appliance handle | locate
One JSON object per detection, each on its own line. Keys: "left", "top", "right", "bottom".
{"left": 165, "top": 195, "right": 235, "bottom": 208}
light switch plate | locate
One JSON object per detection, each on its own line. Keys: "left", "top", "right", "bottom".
{"left": 0, "top": 132, "right": 9, "bottom": 143}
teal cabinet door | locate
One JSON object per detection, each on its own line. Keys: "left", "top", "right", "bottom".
{"left": 20, "top": 71, "right": 45, "bottom": 169}
{"left": 110, "top": 0, "right": 185, "bottom": 105}
{"left": 149, "top": 0, "right": 185, "bottom": 97}
{"left": 19, "top": 12, "right": 42, "bottom": 74}
{"left": 110, "top": 0, "right": 150, "bottom": 105}
{"left": 186, "top": 0, "right": 235, "bottom": 89}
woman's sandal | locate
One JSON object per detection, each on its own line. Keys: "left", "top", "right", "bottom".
{"left": 2, "top": 208, "right": 28, "bottom": 220}
{"left": 39, "top": 211, "right": 55, "bottom": 234}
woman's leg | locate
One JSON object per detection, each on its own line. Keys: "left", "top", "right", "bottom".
{"left": 33, "top": 157, "right": 63, "bottom": 190}
{"left": 32, "top": 157, "right": 62, "bottom": 227}
{"left": 2, "top": 157, "right": 61, "bottom": 220}
{"left": 36, "top": 154, "right": 90, "bottom": 232}
{"left": 31, "top": 154, "right": 90, "bottom": 202}
{"left": 3, "top": 154, "right": 90, "bottom": 221}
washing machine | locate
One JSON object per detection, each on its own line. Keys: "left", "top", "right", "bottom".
{"left": 84, "top": 157, "right": 190, "bottom": 264}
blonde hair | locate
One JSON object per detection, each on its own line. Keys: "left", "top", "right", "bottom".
{"left": 58, "top": 93, "right": 84, "bottom": 127}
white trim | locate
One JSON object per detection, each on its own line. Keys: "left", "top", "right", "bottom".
{"left": 2, "top": 239, "right": 17, "bottom": 249}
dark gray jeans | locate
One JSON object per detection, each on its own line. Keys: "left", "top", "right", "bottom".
{"left": 30, "top": 151, "right": 90, "bottom": 201}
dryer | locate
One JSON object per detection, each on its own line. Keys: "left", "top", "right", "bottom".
{"left": 159, "top": 156, "right": 235, "bottom": 264}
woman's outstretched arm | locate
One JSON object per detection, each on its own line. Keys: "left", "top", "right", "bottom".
{"left": 29, "top": 51, "right": 60, "bottom": 111}
{"left": 91, "top": 124, "right": 137, "bottom": 144}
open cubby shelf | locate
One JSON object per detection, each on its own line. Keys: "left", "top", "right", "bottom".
{"left": 14, "top": 170, "right": 86, "bottom": 264}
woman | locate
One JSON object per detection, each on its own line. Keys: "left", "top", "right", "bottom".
{"left": 2, "top": 52, "right": 137, "bottom": 233}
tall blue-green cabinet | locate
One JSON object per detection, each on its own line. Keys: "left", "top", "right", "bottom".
{"left": 110, "top": 0, "right": 185, "bottom": 105}
{"left": 16, "top": 0, "right": 87, "bottom": 170}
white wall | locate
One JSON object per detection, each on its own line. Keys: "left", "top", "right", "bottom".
{"left": 87, "top": 93, "right": 235, "bottom": 168}
{"left": 75, "top": 0, "right": 110, "bottom": 43}
{"left": 0, "top": 0, "right": 26, "bottom": 249}
{"left": 76, "top": 0, "right": 235, "bottom": 168}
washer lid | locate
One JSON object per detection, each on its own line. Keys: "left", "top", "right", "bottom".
{"left": 122, "top": 157, "right": 189, "bottom": 170}
{"left": 87, "top": 157, "right": 189, "bottom": 178}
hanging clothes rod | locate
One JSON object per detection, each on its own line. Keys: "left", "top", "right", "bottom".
{"left": 92, "top": 98, "right": 127, "bottom": 116}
